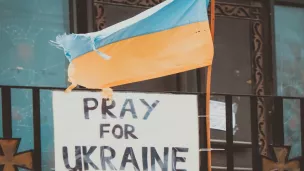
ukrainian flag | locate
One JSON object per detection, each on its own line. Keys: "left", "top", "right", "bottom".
{"left": 52, "top": 0, "right": 213, "bottom": 89}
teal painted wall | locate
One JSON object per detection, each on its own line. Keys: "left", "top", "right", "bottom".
{"left": 0, "top": 0, "right": 69, "bottom": 170}
{"left": 275, "top": 5, "right": 304, "bottom": 159}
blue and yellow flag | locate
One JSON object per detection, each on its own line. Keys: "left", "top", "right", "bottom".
{"left": 51, "top": 0, "right": 213, "bottom": 90}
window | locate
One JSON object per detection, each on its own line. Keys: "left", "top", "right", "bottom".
{"left": 274, "top": 0, "right": 304, "bottom": 158}
{"left": 0, "top": 1, "right": 70, "bottom": 170}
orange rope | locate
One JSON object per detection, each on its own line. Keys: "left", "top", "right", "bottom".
{"left": 206, "top": 0, "right": 215, "bottom": 170}
{"left": 210, "top": 0, "right": 215, "bottom": 39}
{"left": 206, "top": 66, "right": 212, "bottom": 171}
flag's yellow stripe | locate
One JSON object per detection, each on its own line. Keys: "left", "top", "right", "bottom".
{"left": 69, "top": 21, "right": 213, "bottom": 89}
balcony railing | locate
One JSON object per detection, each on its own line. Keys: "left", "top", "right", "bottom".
{"left": 0, "top": 84, "right": 303, "bottom": 171}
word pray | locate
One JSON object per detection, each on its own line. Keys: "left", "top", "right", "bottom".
{"left": 83, "top": 98, "right": 159, "bottom": 120}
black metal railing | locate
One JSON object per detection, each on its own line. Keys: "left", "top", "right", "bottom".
{"left": 198, "top": 94, "right": 262, "bottom": 171}
{"left": 0, "top": 85, "right": 303, "bottom": 171}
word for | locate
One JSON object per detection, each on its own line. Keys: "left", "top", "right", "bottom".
{"left": 100, "top": 124, "right": 138, "bottom": 139}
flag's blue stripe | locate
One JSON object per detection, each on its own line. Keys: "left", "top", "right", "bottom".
{"left": 94, "top": 0, "right": 209, "bottom": 48}
{"left": 52, "top": 0, "right": 210, "bottom": 62}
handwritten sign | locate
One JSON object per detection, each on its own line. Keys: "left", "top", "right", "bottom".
{"left": 52, "top": 91, "right": 199, "bottom": 171}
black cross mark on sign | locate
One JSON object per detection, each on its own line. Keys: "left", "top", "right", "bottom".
{"left": 262, "top": 146, "right": 300, "bottom": 171}
{"left": 0, "top": 138, "right": 33, "bottom": 171}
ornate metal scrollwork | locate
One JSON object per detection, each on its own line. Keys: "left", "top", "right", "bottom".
{"left": 95, "top": 0, "right": 165, "bottom": 8}
{"left": 94, "top": 3, "right": 106, "bottom": 30}
{"left": 251, "top": 10, "right": 267, "bottom": 156}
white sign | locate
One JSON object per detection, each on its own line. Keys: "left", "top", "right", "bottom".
{"left": 210, "top": 100, "right": 238, "bottom": 133}
{"left": 52, "top": 91, "right": 199, "bottom": 171}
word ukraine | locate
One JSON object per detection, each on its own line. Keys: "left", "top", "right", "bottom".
{"left": 62, "top": 98, "right": 190, "bottom": 171}
{"left": 63, "top": 146, "right": 189, "bottom": 171}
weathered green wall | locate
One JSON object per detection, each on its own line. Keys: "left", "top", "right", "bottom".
{"left": 0, "top": 0, "right": 69, "bottom": 170}
{"left": 275, "top": 5, "right": 304, "bottom": 159}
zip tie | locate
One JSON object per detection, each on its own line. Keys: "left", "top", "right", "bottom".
{"left": 91, "top": 37, "right": 111, "bottom": 60}
{"left": 199, "top": 148, "right": 225, "bottom": 152}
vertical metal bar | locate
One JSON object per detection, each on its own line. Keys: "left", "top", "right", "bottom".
{"left": 269, "top": 0, "right": 277, "bottom": 95}
{"left": 69, "top": 0, "right": 77, "bottom": 33}
{"left": 272, "top": 97, "right": 284, "bottom": 145}
{"left": 177, "top": 73, "right": 188, "bottom": 92}
{"left": 225, "top": 95, "right": 234, "bottom": 171}
{"left": 67, "top": 0, "right": 77, "bottom": 88}
{"left": 1, "top": 87, "right": 12, "bottom": 138}
{"left": 75, "top": 0, "right": 89, "bottom": 34}
{"left": 196, "top": 69, "right": 206, "bottom": 93}
{"left": 198, "top": 94, "right": 208, "bottom": 171}
{"left": 250, "top": 96, "right": 262, "bottom": 171}
{"left": 300, "top": 98, "right": 304, "bottom": 170}
{"left": 87, "top": 0, "right": 94, "bottom": 32}
{"left": 33, "top": 88, "right": 41, "bottom": 171}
